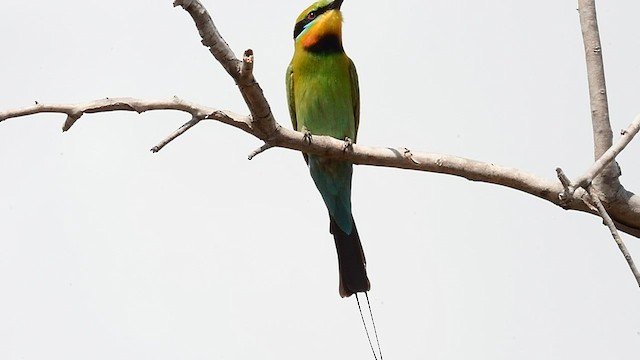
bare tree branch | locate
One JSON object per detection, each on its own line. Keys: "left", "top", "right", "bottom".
{"left": 588, "top": 187, "right": 640, "bottom": 287}
{"left": 0, "top": 96, "right": 627, "bottom": 236}
{"left": 172, "top": 0, "right": 277, "bottom": 141}
{"left": 577, "top": 0, "right": 622, "bottom": 197}
{"left": 2, "top": 0, "right": 640, "bottom": 241}
{"left": 0, "top": 96, "right": 254, "bottom": 156}
{"left": 0, "top": 98, "right": 561, "bottom": 200}
{"left": 575, "top": 0, "right": 640, "bottom": 244}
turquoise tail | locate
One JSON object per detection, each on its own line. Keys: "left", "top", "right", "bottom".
{"left": 309, "top": 155, "right": 370, "bottom": 297}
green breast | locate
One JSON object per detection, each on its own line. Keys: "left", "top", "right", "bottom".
{"left": 292, "top": 52, "right": 356, "bottom": 140}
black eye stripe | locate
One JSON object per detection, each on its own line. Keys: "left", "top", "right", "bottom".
{"left": 293, "top": 4, "right": 333, "bottom": 39}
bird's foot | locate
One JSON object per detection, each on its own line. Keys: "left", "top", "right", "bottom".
{"left": 302, "top": 130, "right": 313, "bottom": 144}
{"left": 342, "top": 137, "right": 353, "bottom": 152}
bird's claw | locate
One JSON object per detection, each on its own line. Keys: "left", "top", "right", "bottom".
{"left": 342, "top": 137, "right": 353, "bottom": 152}
{"left": 303, "top": 130, "right": 313, "bottom": 144}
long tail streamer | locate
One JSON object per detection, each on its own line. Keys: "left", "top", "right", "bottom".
{"left": 355, "top": 293, "right": 383, "bottom": 360}
{"left": 365, "top": 292, "right": 383, "bottom": 360}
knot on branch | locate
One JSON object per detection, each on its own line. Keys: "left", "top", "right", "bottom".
{"left": 403, "top": 148, "right": 420, "bottom": 165}
{"left": 238, "top": 49, "right": 254, "bottom": 83}
{"left": 62, "top": 111, "right": 83, "bottom": 132}
{"left": 173, "top": 0, "right": 195, "bottom": 9}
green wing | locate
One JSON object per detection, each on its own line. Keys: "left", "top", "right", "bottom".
{"left": 348, "top": 58, "right": 360, "bottom": 142}
{"left": 286, "top": 62, "right": 297, "bottom": 132}
{"left": 287, "top": 61, "right": 309, "bottom": 163}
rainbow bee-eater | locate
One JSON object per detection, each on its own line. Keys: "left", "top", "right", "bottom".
{"left": 286, "top": 0, "right": 369, "bottom": 298}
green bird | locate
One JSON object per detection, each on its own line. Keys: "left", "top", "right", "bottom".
{"left": 286, "top": 0, "right": 369, "bottom": 298}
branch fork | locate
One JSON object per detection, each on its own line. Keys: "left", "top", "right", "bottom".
{"left": 556, "top": 113, "right": 640, "bottom": 201}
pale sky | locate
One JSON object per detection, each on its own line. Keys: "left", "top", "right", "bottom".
{"left": 1, "top": 1, "right": 639, "bottom": 359}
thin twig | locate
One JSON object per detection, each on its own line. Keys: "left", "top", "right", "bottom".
{"left": 588, "top": 187, "right": 640, "bottom": 287}
{"left": 555, "top": 167, "right": 574, "bottom": 203}
{"left": 248, "top": 143, "right": 274, "bottom": 160}
{"left": 555, "top": 168, "right": 572, "bottom": 192}
{"left": 151, "top": 116, "right": 203, "bottom": 153}
{"left": 556, "top": 115, "right": 640, "bottom": 199}
{"left": 572, "top": 114, "right": 640, "bottom": 189}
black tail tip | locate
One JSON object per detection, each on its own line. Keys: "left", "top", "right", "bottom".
{"left": 330, "top": 217, "right": 370, "bottom": 297}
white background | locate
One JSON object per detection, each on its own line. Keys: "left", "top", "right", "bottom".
{"left": 1, "top": 1, "right": 639, "bottom": 359}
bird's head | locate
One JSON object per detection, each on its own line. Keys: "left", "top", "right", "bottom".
{"left": 293, "top": 0, "right": 345, "bottom": 52}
